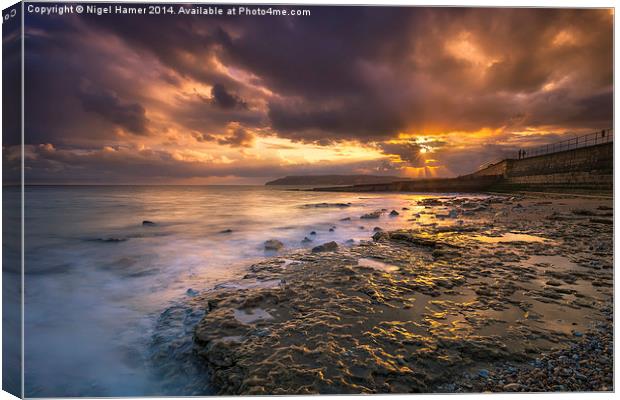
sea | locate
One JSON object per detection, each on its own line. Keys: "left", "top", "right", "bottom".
{"left": 7, "top": 185, "right": 458, "bottom": 396}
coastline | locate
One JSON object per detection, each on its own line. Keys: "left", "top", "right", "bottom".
{"left": 186, "top": 192, "right": 612, "bottom": 394}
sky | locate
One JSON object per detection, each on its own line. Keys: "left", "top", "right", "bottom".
{"left": 9, "top": 5, "right": 614, "bottom": 184}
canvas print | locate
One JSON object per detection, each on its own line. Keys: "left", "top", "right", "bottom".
{"left": 1, "top": 1, "right": 614, "bottom": 397}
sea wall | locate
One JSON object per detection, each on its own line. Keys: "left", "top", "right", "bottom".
{"left": 495, "top": 143, "right": 612, "bottom": 192}
{"left": 470, "top": 142, "right": 612, "bottom": 179}
{"left": 471, "top": 160, "right": 511, "bottom": 177}
{"left": 313, "top": 142, "right": 613, "bottom": 194}
{"left": 506, "top": 142, "right": 612, "bottom": 177}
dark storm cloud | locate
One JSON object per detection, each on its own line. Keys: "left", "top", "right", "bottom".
{"left": 219, "top": 7, "right": 611, "bottom": 141}
{"left": 210, "top": 84, "right": 247, "bottom": 110}
{"left": 81, "top": 10, "right": 245, "bottom": 92}
{"left": 220, "top": 7, "right": 417, "bottom": 98}
{"left": 31, "top": 6, "right": 612, "bottom": 143}
{"left": 376, "top": 142, "right": 425, "bottom": 167}
{"left": 221, "top": 7, "right": 421, "bottom": 141}
{"left": 23, "top": 12, "right": 160, "bottom": 146}
{"left": 78, "top": 80, "right": 150, "bottom": 135}
{"left": 267, "top": 98, "right": 406, "bottom": 142}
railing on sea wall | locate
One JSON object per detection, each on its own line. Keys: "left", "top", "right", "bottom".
{"left": 517, "top": 129, "right": 613, "bottom": 160}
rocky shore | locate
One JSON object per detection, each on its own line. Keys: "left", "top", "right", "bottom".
{"left": 185, "top": 193, "right": 613, "bottom": 394}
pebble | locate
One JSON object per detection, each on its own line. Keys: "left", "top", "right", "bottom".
{"left": 503, "top": 383, "right": 521, "bottom": 391}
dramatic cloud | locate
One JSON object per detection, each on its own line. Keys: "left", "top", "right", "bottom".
{"left": 210, "top": 84, "right": 247, "bottom": 110}
{"left": 78, "top": 80, "right": 151, "bottom": 135}
{"left": 376, "top": 142, "right": 426, "bottom": 167}
{"left": 192, "top": 124, "right": 255, "bottom": 148}
{"left": 20, "top": 5, "right": 613, "bottom": 184}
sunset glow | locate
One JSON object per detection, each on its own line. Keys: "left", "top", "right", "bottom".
{"left": 14, "top": 7, "right": 613, "bottom": 184}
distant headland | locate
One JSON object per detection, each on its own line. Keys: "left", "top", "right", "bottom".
{"left": 265, "top": 175, "right": 409, "bottom": 186}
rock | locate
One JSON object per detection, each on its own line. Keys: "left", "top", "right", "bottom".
{"left": 310, "top": 231, "right": 317, "bottom": 235}
{"left": 478, "top": 369, "right": 490, "bottom": 378}
{"left": 301, "top": 237, "right": 313, "bottom": 244}
{"left": 572, "top": 209, "right": 597, "bottom": 216}
{"left": 590, "top": 218, "right": 613, "bottom": 225}
{"left": 373, "top": 227, "right": 383, "bottom": 232}
{"left": 94, "top": 237, "right": 128, "bottom": 243}
{"left": 503, "top": 383, "right": 521, "bottom": 391}
{"left": 219, "top": 229, "right": 233, "bottom": 234}
{"left": 572, "top": 330, "right": 583, "bottom": 337}
{"left": 419, "top": 198, "right": 442, "bottom": 206}
{"left": 329, "top": 228, "right": 335, "bottom": 232}
{"left": 340, "top": 217, "right": 352, "bottom": 221}
{"left": 264, "top": 240, "right": 284, "bottom": 251}
{"left": 302, "top": 203, "right": 351, "bottom": 208}
{"left": 372, "top": 231, "right": 390, "bottom": 242}
{"left": 345, "top": 239, "right": 355, "bottom": 244}
{"left": 142, "top": 220, "right": 156, "bottom": 226}
{"left": 389, "top": 210, "right": 399, "bottom": 216}
{"left": 311, "top": 241, "right": 338, "bottom": 253}
{"left": 361, "top": 211, "right": 382, "bottom": 219}
{"left": 186, "top": 288, "right": 199, "bottom": 297}
{"left": 448, "top": 209, "right": 458, "bottom": 218}
{"left": 253, "top": 328, "right": 270, "bottom": 337}
{"left": 389, "top": 231, "right": 441, "bottom": 247}
{"left": 402, "top": 207, "right": 410, "bottom": 210}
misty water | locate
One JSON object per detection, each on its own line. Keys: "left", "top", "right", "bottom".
{"left": 18, "top": 185, "right": 462, "bottom": 396}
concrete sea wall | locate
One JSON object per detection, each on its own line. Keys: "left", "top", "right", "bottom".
{"left": 474, "top": 142, "right": 613, "bottom": 192}
{"left": 314, "top": 142, "right": 613, "bottom": 194}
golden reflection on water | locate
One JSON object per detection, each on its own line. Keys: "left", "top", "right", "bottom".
{"left": 473, "top": 232, "right": 548, "bottom": 243}
{"left": 357, "top": 258, "right": 400, "bottom": 272}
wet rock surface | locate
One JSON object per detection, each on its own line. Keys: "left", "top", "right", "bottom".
{"left": 183, "top": 194, "right": 612, "bottom": 394}
{"left": 311, "top": 241, "right": 338, "bottom": 253}
{"left": 264, "top": 240, "right": 284, "bottom": 251}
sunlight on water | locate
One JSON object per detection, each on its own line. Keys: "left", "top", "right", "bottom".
{"left": 473, "top": 232, "right": 549, "bottom": 243}
{"left": 357, "top": 258, "right": 400, "bottom": 272}
{"left": 21, "top": 185, "right": 477, "bottom": 396}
